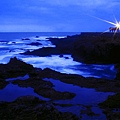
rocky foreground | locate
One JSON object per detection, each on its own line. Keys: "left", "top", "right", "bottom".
{"left": 0, "top": 57, "right": 78, "bottom": 120}
{"left": 0, "top": 56, "right": 119, "bottom": 119}
{"left": 1, "top": 32, "right": 120, "bottom": 119}
{"left": 0, "top": 95, "right": 79, "bottom": 120}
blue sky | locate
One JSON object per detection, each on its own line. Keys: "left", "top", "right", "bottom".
{"left": 0, "top": 0, "right": 120, "bottom": 32}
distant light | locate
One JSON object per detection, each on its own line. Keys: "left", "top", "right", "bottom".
{"left": 115, "top": 21, "right": 120, "bottom": 29}
{"left": 89, "top": 14, "right": 120, "bottom": 32}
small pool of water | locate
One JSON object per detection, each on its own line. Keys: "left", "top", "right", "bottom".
{"left": 44, "top": 78, "right": 114, "bottom": 105}
{"left": 6, "top": 74, "right": 29, "bottom": 82}
{"left": 0, "top": 83, "right": 50, "bottom": 102}
{"left": 44, "top": 78, "right": 114, "bottom": 120}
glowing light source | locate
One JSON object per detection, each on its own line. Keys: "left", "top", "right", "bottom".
{"left": 116, "top": 21, "right": 120, "bottom": 29}
{"left": 89, "top": 14, "right": 120, "bottom": 32}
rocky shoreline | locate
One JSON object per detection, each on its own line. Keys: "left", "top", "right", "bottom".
{"left": 0, "top": 57, "right": 78, "bottom": 119}
{"left": 1, "top": 32, "right": 120, "bottom": 119}
{"left": 0, "top": 57, "right": 119, "bottom": 119}
{"left": 0, "top": 95, "right": 78, "bottom": 120}
{"left": 23, "top": 32, "right": 120, "bottom": 64}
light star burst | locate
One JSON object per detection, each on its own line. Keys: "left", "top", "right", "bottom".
{"left": 89, "top": 15, "right": 120, "bottom": 33}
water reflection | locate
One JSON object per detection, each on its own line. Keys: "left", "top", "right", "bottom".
{"left": 0, "top": 83, "right": 50, "bottom": 102}
{"left": 44, "top": 78, "right": 114, "bottom": 105}
{"left": 6, "top": 74, "right": 29, "bottom": 82}
{"left": 44, "top": 78, "right": 114, "bottom": 120}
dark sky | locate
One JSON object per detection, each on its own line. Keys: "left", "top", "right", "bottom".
{"left": 0, "top": 0, "right": 120, "bottom": 32}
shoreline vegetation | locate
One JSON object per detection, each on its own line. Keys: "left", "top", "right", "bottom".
{"left": 1, "top": 32, "right": 120, "bottom": 119}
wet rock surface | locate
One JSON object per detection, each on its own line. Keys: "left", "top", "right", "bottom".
{"left": 39, "top": 68, "right": 120, "bottom": 92}
{"left": 27, "top": 42, "right": 42, "bottom": 46}
{"left": 0, "top": 58, "right": 77, "bottom": 119}
{"left": 23, "top": 35, "right": 79, "bottom": 56}
{"left": 12, "top": 77, "right": 75, "bottom": 100}
{"left": 0, "top": 80, "right": 8, "bottom": 89}
{"left": 80, "top": 105, "right": 99, "bottom": 117}
{"left": 99, "top": 93, "right": 120, "bottom": 120}
{"left": 114, "top": 64, "right": 120, "bottom": 80}
{"left": 0, "top": 95, "right": 78, "bottom": 120}
{"left": 99, "top": 92, "right": 120, "bottom": 108}
{"left": 0, "top": 57, "right": 34, "bottom": 89}
{"left": 0, "top": 58, "right": 75, "bottom": 100}
{"left": 23, "top": 47, "right": 61, "bottom": 56}
{"left": 0, "top": 57, "right": 34, "bottom": 79}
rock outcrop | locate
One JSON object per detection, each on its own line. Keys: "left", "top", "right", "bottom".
{"left": 23, "top": 32, "right": 120, "bottom": 64}
{"left": 12, "top": 76, "right": 75, "bottom": 100}
{"left": 99, "top": 93, "right": 120, "bottom": 120}
{"left": 0, "top": 57, "right": 34, "bottom": 79}
{"left": 23, "top": 47, "right": 61, "bottom": 56}
{"left": 39, "top": 68, "right": 120, "bottom": 92}
{"left": 0, "top": 58, "right": 75, "bottom": 100}
{"left": 0, "top": 95, "right": 78, "bottom": 120}
{"left": 27, "top": 42, "right": 42, "bottom": 46}
{"left": 72, "top": 32, "right": 120, "bottom": 64}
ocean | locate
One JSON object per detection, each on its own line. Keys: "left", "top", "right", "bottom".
{"left": 0, "top": 32, "right": 79, "bottom": 41}
{"left": 0, "top": 32, "right": 116, "bottom": 79}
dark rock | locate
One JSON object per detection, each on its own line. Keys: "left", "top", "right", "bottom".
{"left": 0, "top": 58, "right": 75, "bottom": 100}
{"left": 36, "top": 36, "right": 39, "bottom": 38}
{"left": 22, "top": 32, "right": 120, "bottom": 64}
{"left": 80, "top": 106, "right": 100, "bottom": 117}
{"left": 22, "top": 38, "right": 30, "bottom": 40}
{"left": 64, "top": 57, "right": 69, "bottom": 59}
{"left": 0, "top": 80, "right": 8, "bottom": 89}
{"left": 23, "top": 47, "right": 62, "bottom": 56}
{"left": 48, "top": 35, "right": 79, "bottom": 54}
{"left": 0, "top": 57, "right": 34, "bottom": 79}
{"left": 0, "top": 95, "right": 79, "bottom": 120}
{"left": 53, "top": 103, "right": 73, "bottom": 107}
{"left": 27, "top": 42, "right": 42, "bottom": 46}
{"left": 23, "top": 34, "right": 80, "bottom": 57}
{"left": 99, "top": 93, "right": 120, "bottom": 120}
{"left": 72, "top": 32, "right": 120, "bottom": 64}
{"left": 34, "top": 87, "right": 75, "bottom": 100}
{"left": 59, "top": 54, "right": 63, "bottom": 57}
{"left": 12, "top": 76, "right": 75, "bottom": 100}
{"left": 99, "top": 92, "right": 120, "bottom": 108}
{"left": 15, "top": 95, "right": 45, "bottom": 104}
{"left": 114, "top": 64, "right": 120, "bottom": 80}
{"left": 39, "top": 68, "right": 120, "bottom": 92}
{"left": 12, "top": 77, "right": 53, "bottom": 89}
